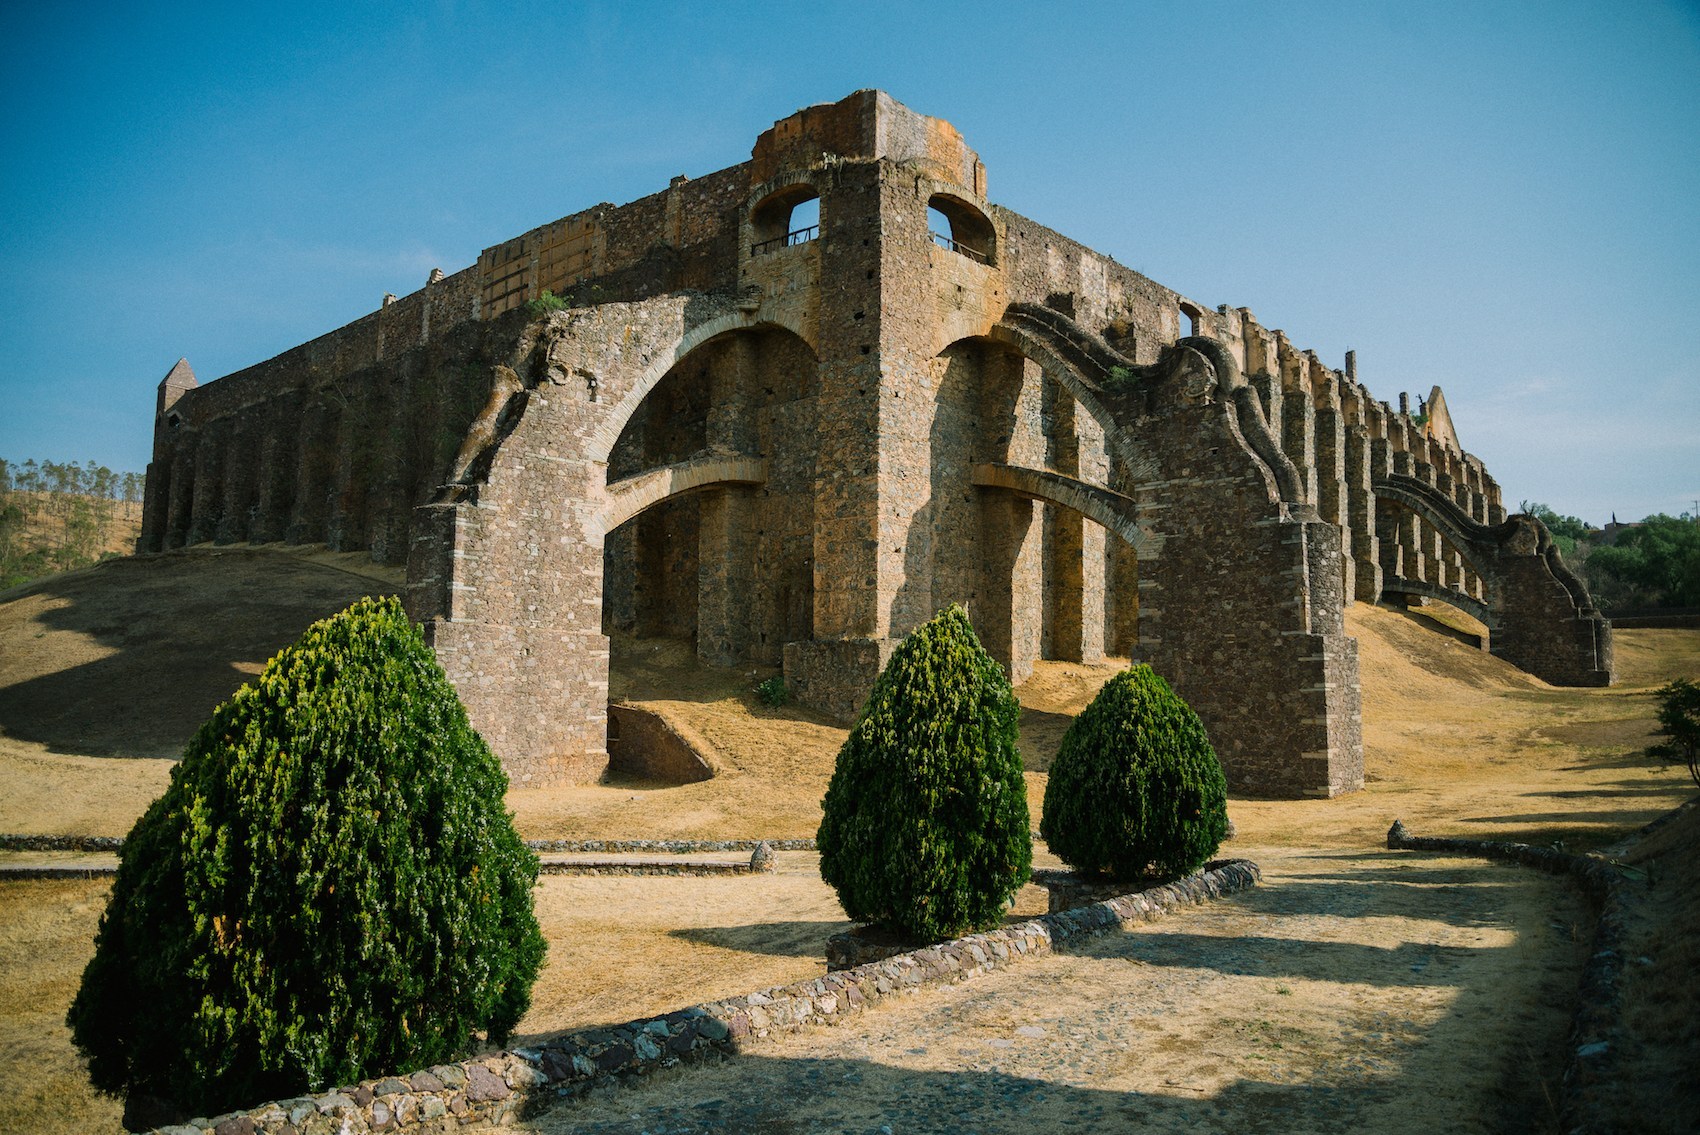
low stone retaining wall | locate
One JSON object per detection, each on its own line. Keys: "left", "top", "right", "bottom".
{"left": 538, "top": 844, "right": 776, "bottom": 877}
{"left": 140, "top": 858, "right": 1261, "bottom": 1134}
{"left": 0, "top": 835, "right": 816, "bottom": 855}
{"left": 0, "top": 836, "right": 809, "bottom": 882}
{"left": 523, "top": 838, "right": 815, "bottom": 854}
{"left": 0, "top": 834, "right": 124, "bottom": 853}
{"left": 1385, "top": 819, "right": 1627, "bottom": 1135}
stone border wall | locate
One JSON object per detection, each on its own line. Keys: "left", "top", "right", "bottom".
{"left": 0, "top": 835, "right": 814, "bottom": 854}
{"left": 140, "top": 857, "right": 1260, "bottom": 1134}
{"left": 524, "top": 838, "right": 816, "bottom": 854}
{"left": 0, "top": 834, "right": 124, "bottom": 852}
{"left": 1385, "top": 820, "right": 1626, "bottom": 1135}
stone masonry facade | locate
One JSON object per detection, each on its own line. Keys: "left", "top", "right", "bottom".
{"left": 138, "top": 91, "right": 1613, "bottom": 797}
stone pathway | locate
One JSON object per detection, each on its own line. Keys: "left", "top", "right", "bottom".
{"left": 522, "top": 847, "right": 1588, "bottom": 1135}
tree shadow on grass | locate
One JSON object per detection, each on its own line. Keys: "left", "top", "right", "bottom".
{"left": 669, "top": 920, "right": 851, "bottom": 959}
{"left": 0, "top": 552, "right": 392, "bottom": 758}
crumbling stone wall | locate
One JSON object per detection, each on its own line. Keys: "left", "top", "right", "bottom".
{"left": 138, "top": 90, "right": 1610, "bottom": 796}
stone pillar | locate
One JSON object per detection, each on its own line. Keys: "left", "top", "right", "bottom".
{"left": 1279, "top": 340, "right": 1317, "bottom": 507}
{"left": 978, "top": 493, "right": 1041, "bottom": 684}
{"left": 1344, "top": 391, "right": 1381, "bottom": 603}
{"left": 164, "top": 447, "right": 195, "bottom": 550}
{"left": 288, "top": 398, "right": 336, "bottom": 545}
{"left": 186, "top": 421, "right": 227, "bottom": 546}
{"left": 1311, "top": 366, "right": 1350, "bottom": 601}
{"left": 251, "top": 395, "right": 302, "bottom": 544}
{"left": 696, "top": 336, "right": 760, "bottom": 666}
{"left": 325, "top": 392, "right": 367, "bottom": 552}
{"left": 1042, "top": 378, "right": 1086, "bottom": 661}
{"left": 216, "top": 417, "right": 259, "bottom": 544}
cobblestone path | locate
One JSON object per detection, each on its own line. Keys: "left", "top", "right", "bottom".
{"left": 523, "top": 846, "right": 1587, "bottom": 1135}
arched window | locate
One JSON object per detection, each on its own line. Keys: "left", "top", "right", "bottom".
{"left": 750, "top": 186, "right": 821, "bottom": 255}
{"left": 927, "top": 194, "right": 995, "bottom": 265}
{"left": 1178, "top": 301, "right": 1202, "bottom": 339}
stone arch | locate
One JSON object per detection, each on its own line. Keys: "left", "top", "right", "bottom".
{"left": 747, "top": 174, "right": 824, "bottom": 253}
{"left": 987, "top": 315, "right": 1159, "bottom": 483}
{"left": 601, "top": 323, "right": 820, "bottom": 665}
{"left": 587, "top": 311, "right": 813, "bottom": 465}
{"left": 970, "top": 463, "right": 1153, "bottom": 557}
{"left": 1372, "top": 473, "right": 1612, "bottom": 686}
{"left": 600, "top": 456, "right": 767, "bottom": 534}
{"left": 927, "top": 192, "right": 996, "bottom": 265}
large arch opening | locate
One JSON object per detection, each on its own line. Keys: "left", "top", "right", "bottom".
{"left": 600, "top": 325, "right": 821, "bottom": 676}
{"left": 903, "top": 336, "right": 1142, "bottom": 686}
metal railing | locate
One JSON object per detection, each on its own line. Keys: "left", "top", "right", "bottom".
{"left": 750, "top": 225, "right": 820, "bottom": 256}
{"left": 931, "top": 230, "right": 989, "bottom": 264}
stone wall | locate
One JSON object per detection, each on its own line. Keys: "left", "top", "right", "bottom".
{"left": 138, "top": 89, "right": 1607, "bottom": 795}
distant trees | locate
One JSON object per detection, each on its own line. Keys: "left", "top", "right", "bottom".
{"left": 1586, "top": 515, "right": 1700, "bottom": 610}
{"left": 1519, "top": 502, "right": 1699, "bottom": 611}
{"left": 0, "top": 456, "right": 144, "bottom": 589}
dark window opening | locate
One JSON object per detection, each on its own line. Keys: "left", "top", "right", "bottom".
{"left": 751, "top": 187, "right": 821, "bottom": 256}
{"left": 927, "top": 194, "right": 994, "bottom": 265}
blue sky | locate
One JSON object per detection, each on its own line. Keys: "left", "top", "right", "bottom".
{"left": 2, "top": 1, "right": 1696, "bottom": 524}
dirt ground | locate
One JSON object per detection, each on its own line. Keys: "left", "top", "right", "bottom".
{"left": 0, "top": 547, "right": 1694, "bottom": 1133}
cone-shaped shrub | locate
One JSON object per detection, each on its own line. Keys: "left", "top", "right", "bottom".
{"left": 67, "top": 596, "right": 545, "bottom": 1118}
{"left": 1040, "top": 664, "right": 1228, "bottom": 880}
{"left": 817, "top": 605, "right": 1031, "bottom": 942}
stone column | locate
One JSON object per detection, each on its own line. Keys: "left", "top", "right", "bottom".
{"left": 698, "top": 337, "right": 759, "bottom": 665}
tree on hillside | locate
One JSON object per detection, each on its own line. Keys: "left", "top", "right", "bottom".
{"left": 1648, "top": 678, "right": 1700, "bottom": 788}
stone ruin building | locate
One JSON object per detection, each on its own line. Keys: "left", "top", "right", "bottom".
{"left": 137, "top": 91, "right": 1614, "bottom": 798}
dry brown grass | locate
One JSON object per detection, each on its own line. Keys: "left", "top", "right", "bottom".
{"left": 0, "top": 548, "right": 1695, "bottom": 1133}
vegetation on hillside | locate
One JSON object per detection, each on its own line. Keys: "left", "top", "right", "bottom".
{"left": 1648, "top": 678, "right": 1700, "bottom": 787}
{"left": 0, "top": 457, "right": 143, "bottom": 588}
{"left": 66, "top": 596, "right": 545, "bottom": 1122}
{"left": 817, "top": 605, "right": 1032, "bottom": 942}
{"left": 1521, "top": 501, "right": 1699, "bottom": 610}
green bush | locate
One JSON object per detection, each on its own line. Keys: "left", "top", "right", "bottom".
{"left": 1648, "top": 677, "right": 1700, "bottom": 787}
{"left": 68, "top": 596, "right": 545, "bottom": 1119}
{"left": 816, "top": 605, "right": 1031, "bottom": 942}
{"left": 756, "top": 675, "right": 790, "bottom": 708}
{"left": 1040, "top": 664, "right": 1229, "bottom": 881}
{"left": 525, "top": 289, "right": 567, "bottom": 317}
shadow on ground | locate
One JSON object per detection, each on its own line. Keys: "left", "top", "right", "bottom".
{"left": 0, "top": 552, "right": 395, "bottom": 758}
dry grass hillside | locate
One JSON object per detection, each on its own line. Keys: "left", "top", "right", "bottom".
{"left": 0, "top": 546, "right": 1694, "bottom": 1133}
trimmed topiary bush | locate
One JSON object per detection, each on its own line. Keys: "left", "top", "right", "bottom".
{"left": 816, "top": 605, "right": 1031, "bottom": 942}
{"left": 1040, "top": 664, "right": 1229, "bottom": 881}
{"left": 68, "top": 596, "right": 545, "bottom": 1120}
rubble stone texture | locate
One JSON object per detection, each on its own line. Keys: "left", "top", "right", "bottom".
{"left": 137, "top": 91, "right": 1612, "bottom": 797}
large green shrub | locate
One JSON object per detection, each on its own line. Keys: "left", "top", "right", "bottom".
{"left": 1648, "top": 677, "right": 1700, "bottom": 787}
{"left": 68, "top": 596, "right": 545, "bottom": 1118}
{"left": 1040, "top": 664, "right": 1229, "bottom": 881}
{"left": 816, "top": 605, "right": 1031, "bottom": 942}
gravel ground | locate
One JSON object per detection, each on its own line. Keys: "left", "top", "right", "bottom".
{"left": 523, "top": 845, "right": 1587, "bottom": 1135}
